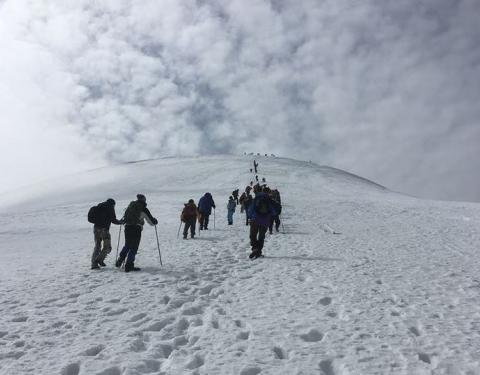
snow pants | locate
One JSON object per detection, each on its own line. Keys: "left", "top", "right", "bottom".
{"left": 249, "top": 222, "right": 267, "bottom": 256}
{"left": 269, "top": 215, "right": 281, "bottom": 233}
{"left": 199, "top": 213, "right": 210, "bottom": 230}
{"left": 227, "top": 209, "right": 234, "bottom": 225}
{"left": 119, "top": 225, "right": 142, "bottom": 266}
{"left": 91, "top": 227, "right": 111, "bottom": 266}
{"left": 183, "top": 218, "right": 196, "bottom": 238}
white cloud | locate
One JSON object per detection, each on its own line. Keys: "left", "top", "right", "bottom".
{"left": 1, "top": 0, "right": 479, "bottom": 201}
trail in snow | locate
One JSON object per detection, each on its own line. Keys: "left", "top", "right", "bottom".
{"left": 0, "top": 155, "right": 479, "bottom": 374}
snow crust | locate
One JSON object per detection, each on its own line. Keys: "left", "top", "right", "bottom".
{"left": 0, "top": 155, "right": 479, "bottom": 374}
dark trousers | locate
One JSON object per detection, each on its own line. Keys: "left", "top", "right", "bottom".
{"left": 250, "top": 222, "right": 267, "bottom": 255}
{"left": 183, "top": 218, "right": 196, "bottom": 238}
{"left": 119, "top": 225, "right": 142, "bottom": 265}
{"left": 199, "top": 214, "right": 210, "bottom": 229}
{"left": 269, "top": 215, "right": 281, "bottom": 233}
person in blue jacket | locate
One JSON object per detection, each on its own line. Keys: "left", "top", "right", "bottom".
{"left": 198, "top": 192, "right": 216, "bottom": 230}
{"left": 247, "top": 185, "right": 276, "bottom": 259}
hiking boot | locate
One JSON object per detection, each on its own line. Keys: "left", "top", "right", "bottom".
{"left": 97, "top": 260, "right": 106, "bottom": 267}
{"left": 191, "top": 235, "right": 195, "bottom": 239}
{"left": 115, "top": 258, "right": 124, "bottom": 268}
{"left": 91, "top": 263, "right": 100, "bottom": 270}
{"left": 183, "top": 236, "right": 187, "bottom": 240}
{"left": 125, "top": 263, "right": 141, "bottom": 272}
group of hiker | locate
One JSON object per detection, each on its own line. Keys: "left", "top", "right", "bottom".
{"left": 88, "top": 194, "right": 158, "bottom": 272}
{"left": 88, "top": 160, "right": 283, "bottom": 270}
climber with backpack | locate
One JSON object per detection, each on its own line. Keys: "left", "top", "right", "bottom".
{"left": 197, "top": 192, "right": 216, "bottom": 230}
{"left": 181, "top": 199, "right": 198, "bottom": 239}
{"left": 88, "top": 198, "right": 124, "bottom": 270}
{"left": 247, "top": 185, "right": 276, "bottom": 259}
{"left": 115, "top": 194, "right": 158, "bottom": 272}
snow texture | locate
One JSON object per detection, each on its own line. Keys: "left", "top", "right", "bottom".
{"left": 0, "top": 155, "right": 480, "bottom": 374}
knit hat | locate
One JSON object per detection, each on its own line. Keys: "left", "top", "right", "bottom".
{"left": 137, "top": 194, "right": 146, "bottom": 202}
{"left": 106, "top": 198, "right": 116, "bottom": 206}
{"left": 188, "top": 199, "right": 194, "bottom": 204}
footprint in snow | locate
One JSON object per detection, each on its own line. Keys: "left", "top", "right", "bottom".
{"left": 319, "top": 359, "right": 335, "bottom": 375}
{"left": 240, "top": 366, "right": 262, "bottom": 375}
{"left": 81, "top": 344, "right": 105, "bottom": 356}
{"left": 237, "top": 331, "right": 250, "bottom": 340}
{"left": 409, "top": 326, "right": 421, "bottom": 336}
{"left": 185, "top": 354, "right": 204, "bottom": 370}
{"left": 300, "top": 329, "right": 324, "bottom": 342}
{"left": 129, "top": 313, "right": 147, "bottom": 322}
{"left": 273, "top": 346, "right": 287, "bottom": 359}
{"left": 95, "top": 366, "right": 121, "bottom": 375}
{"left": 319, "top": 297, "right": 332, "bottom": 306}
{"left": 11, "top": 316, "right": 28, "bottom": 322}
{"left": 61, "top": 362, "right": 80, "bottom": 375}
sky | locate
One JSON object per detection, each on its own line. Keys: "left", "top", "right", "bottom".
{"left": 0, "top": 0, "right": 479, "bottom": 202}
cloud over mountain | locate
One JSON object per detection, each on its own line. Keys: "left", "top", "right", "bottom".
{"left": 1, "top": 0, "right": 479, "bottom": 201}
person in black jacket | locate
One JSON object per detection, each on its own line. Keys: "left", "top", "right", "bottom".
{"left": 91, "top": 198, "right": 123, "bottom": 269}
{"left": 116, "top": 194, "right": 158, "bottom": 272}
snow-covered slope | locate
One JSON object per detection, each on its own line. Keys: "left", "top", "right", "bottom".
{"left": 0, "top": 155, "right": 479, "bottom": 375}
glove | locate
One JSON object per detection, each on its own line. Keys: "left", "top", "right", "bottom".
{"left": 152, "top": 218, "right": 158, "bottom": 225}
{"left": 119, "top": 219, "right": 125, "bottom": 225}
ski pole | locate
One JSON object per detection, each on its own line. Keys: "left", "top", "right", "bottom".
{"left": 177, "top": 221, "right": 182, "bottom": 238}
{"left": 280, "top": 215, "right": 285, "bottom": 234}
{"left": 213, "top": 208, "right": 216, "bottom": 229}
{"left": 155, "top": 225, "right": 163, "bottom": 266}
{"left": 115, "top": 224, "right": 122, "bottom": 262}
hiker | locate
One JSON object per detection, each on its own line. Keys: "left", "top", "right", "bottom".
{"left": 254, "top": 160, "right": 258, "bottom": 173}
{"left": 268, "top": 190, "right": 282, "bottom": 234}
{"left": 227, "top": 196, "right": 236, "bottom": 225}
{"left": 198, "top": 192, "right": 216, "bottom": 230}
{"left": 116, "top": 194, "right": 158, "bottom": 272}
{"left": 181, "top": 199, "right": 197, "bottom": 239}
{"left": 232, "top": 189, "right": 239, "bottom": 205}
{"left": 90, "top": 198, "right": 124, "bottom": 269}
{"left": 247, "top": 185, "right": 276, "bottom": 259}
{"left": 241, "top": 186, "right": 253, "bottom": 225}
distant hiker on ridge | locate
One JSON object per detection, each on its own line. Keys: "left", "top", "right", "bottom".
{"left": 88, "top": 198, "right": 124, "bottom": 270}
{"left": 227, "top": 196, "right": 236, "bottom": 225}
{"left": 181, "top": 199, "right": 197, "bottom": 239}
{"left": 254, "top": 160, "right": 258, "bottom": 173}
{"left": 198, "top": 192, "right": 216, "bottom": 230}
{"left": 116, "top": 194, "right": 158, "bottom": 272}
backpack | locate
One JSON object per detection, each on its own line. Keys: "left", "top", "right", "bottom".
{"left": 87, "top": 205, "right": 98, "bottom": 224}
{"left": 254, "top": 196, "right": 269, "bottom": 215}
{"left": 124, "top": 201, "right": 143, "bottom": 225}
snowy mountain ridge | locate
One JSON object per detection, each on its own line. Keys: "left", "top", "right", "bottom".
{"left": 0, "top": 155, "right": 479, "bottom": 375}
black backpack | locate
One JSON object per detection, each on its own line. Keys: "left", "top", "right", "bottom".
{"left": 87, "top": 205, "right": 98, "bottom": 224}
{"left": 254, "top": 196, "right": 269, "bottom": 215}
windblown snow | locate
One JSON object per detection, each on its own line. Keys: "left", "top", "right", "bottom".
{"left": 0, "top": 155, "right": 479, "bottom": 375}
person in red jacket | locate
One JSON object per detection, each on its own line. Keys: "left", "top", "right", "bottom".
{"left": 181, "top": 199, "right": 198, "bottom": 239}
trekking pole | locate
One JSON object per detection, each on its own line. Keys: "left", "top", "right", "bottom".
{"left": 115, "top": 225, "right": 122, "bottom": 262}
{"left": 155, "top": 225, "right": 163, "bottom": 266}
{"left": 213, "top": 208, "right": 216, "bottom": 229}
{"left": 177, "top": 221, "right": 182, "bottom": 238}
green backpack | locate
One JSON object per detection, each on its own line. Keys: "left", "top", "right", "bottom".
{"left": 124, "top": 201, "right": 143, "bottom": 225}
